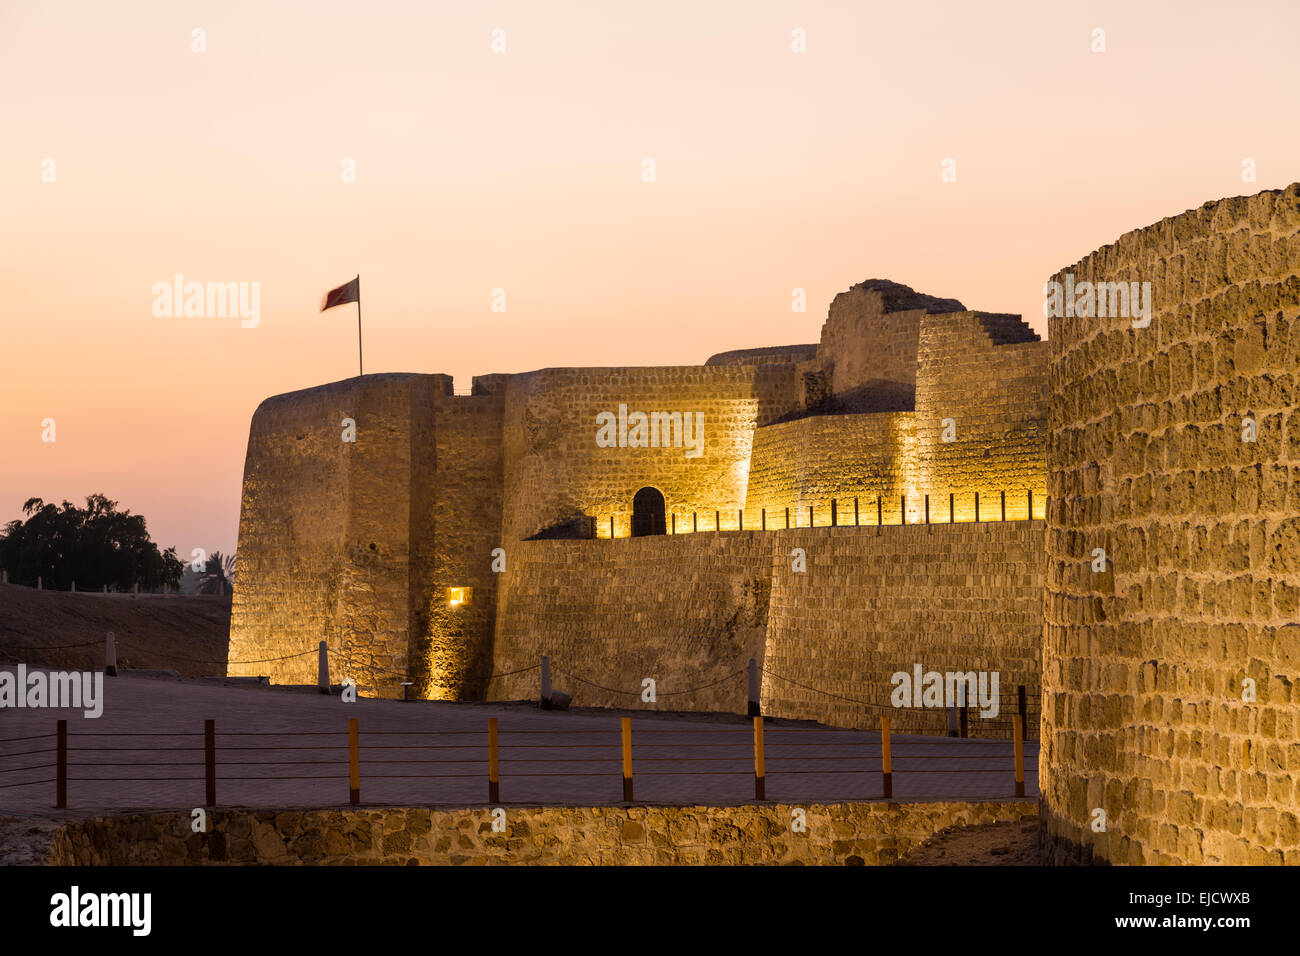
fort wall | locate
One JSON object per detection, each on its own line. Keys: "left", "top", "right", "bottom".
{"left": 914, "top": 312, "right": 1049, "bottom": 522}
{"left": 229, "top": 374, "right": 437, "bottom": 694}
{"left": 1042, "top": 184, "right": 1300, "bottom": 865}
{"left": 498, "top": 365, "right": 801, "bottom": 541}
{"left": 490, "top": 521, "right": 1045, "bottom": 736}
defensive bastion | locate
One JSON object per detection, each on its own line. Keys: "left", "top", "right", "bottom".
{"left": 1042, "top": 183, "right": 1300, "bottom": 865}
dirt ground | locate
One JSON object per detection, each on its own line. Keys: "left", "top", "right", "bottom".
{"left": 896, "top": 816, "right": 1041, "bottom": 865}
{"left": 0, "top": 583, "right": 230, "bottom": 677}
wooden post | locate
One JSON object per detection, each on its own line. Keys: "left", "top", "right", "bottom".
{"left": 133, "top": 582, "right": 138, "bottom": 597}
{"left": 1028, "top": 489, "right": 1034, "bottom": 520}
{"left": 880, "top": 714, "right": 892, "bottom": 799}
{"left": 854, "top": 497, "right": 859, "bottom": 526}
{"left": 1, "top": 569, "right": 6, "bottom": 584}
{"left": 761, "top": 508, "right": 766, "bottom": 531}
{"left": 37, "top": 575, "right": 42, "bottom": 590}
{"left": 949, "top": 492, "right": 955, "bottom": 523}
{"left": 56, "top": 719, "right": 67, "bottom": 809}
{"left": 71, "top": 581, "right": 75, "bottom": 593}
{"left": 960, "top": 704, "right": 969, "bottom": 739}
{"left": 348, "top": 718, "right": 360, "bottom": 805}
{"left": 1014, "top": 715, "right": 1025, "bottom": 797}
{"left": 785, "top": 507, "right": 790, "bottom": 529}
{"left": 900, "top": 495, "right": 906, "bottom": 525}
{"left": 747, "top": 658, "right": 760, "bottom": 717}
{"left": 693, "top": 512, "right": 698, "bottom": 533}
{"left": 831, "top": 499, "right": 838, "bottom": 526}
{"left": 105, "top": 632, "right": 117, "bottom": 677}
{"left": 808, "top": 505, "right": 813, "bottom": 527}
{"left": 947, "top": 704, "right": 958, "bottom": 737}
{"left": 877, "top": 495, "right": 882, "bottom": 530}
{"left": 488, "top": 717, "right": 500, "bottom": 803}
{"left": 621, "top": 718, "right": 633, "bottom": 802}
{"left": 1017, "top": 685, "right": 1027, "bottom": 741}
{"left": 975, "top": 491, "right": 980, "bottom": 523}
{"left": 924, "top": 494, "right": 930, "bottom": 525}
{"left": 610, "top": 516, "right": 615, "bottom": 539}
{"left": 715, "top": 510, "right": 720, "bottom": 531}
{"left": 1001, "top": 490, "right": 1006, "bottom": 522}
{"left": 753, "top": 716, "right": 766, "bottom": 800}
{"left": 205, "top": 719, "right": 216, "bottom": 806}
{"left": 317, "top": 641, "right": 329, "bottom": 693}
{"left": 540, "top": 655, "right": 552, "bottom": 709}
{"left": 671, "top": 513, "right": 676, "bottom": 535}
{"left": 739, "top": 509, "right": 743, "bottom": 531}
{"left": 102, "top": 584, "right": 107, "bottom": 593}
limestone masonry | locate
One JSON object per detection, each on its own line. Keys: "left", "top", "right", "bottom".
{"left": 231, "top": 184, "right": 1300, "bottom": 864}
{"left": 230, "top": 277, "right": 1051, "bottom": 737}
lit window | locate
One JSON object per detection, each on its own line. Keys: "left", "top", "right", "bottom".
{"left": 447, "top": 587, "right": 471, "bottom": 607}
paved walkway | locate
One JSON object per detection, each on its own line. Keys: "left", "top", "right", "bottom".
{"left": 0, "top": 669, "right": 1038, "bottom": 813}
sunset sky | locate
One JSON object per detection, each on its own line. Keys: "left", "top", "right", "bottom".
{"left": 2, "top": 0, "right": 1297, "bottom": 559}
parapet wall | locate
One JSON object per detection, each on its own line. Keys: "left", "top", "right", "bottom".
{"left": 1043, "top": 183, "right": 1300, "bottom": 865}
{"left": 51, "top": 801, "right": 1037, "bottom": 866}
{"left": 491, "top": 521, "right": 1045, "bottom": 736}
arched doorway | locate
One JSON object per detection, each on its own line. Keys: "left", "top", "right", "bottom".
{"left": 631, "top": 487, "right": 666, "bottom": 536}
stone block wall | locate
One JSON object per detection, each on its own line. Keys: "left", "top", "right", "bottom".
{"left": 763, "top": 522, "right": 1045, "bottom": 736}
{"left": 914, "top": 312, "right": 1049, "bottom": 522}
{"left": 1043, "top": 183, "right": 1300, "bottom": 865}
{"left": 498, "top": 365, "right": 801, "bottom": 541}
{"left": 229, "top": 374, "right": 439, "bottom": 695}
{"left": 229, "top": 373, "right": 506, "bottom": 700}
{"left": 490, "top": 521, "right": 1045, "bottom": 736}
{"left": 489, "top": 532, "right": 773, "bottom": 712}
{"left": 49, "top": 801, "right": 1037, "bottom": 866}
{"left": 743, "top": 412, "right": 918, "bottom": 525}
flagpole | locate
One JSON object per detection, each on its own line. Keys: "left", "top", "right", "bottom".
{"left": 356, "top": 274, "right": 363, "bottom": 377}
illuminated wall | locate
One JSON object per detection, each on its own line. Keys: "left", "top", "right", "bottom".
{"left": 489, "top": 521, "right": 1046, "bottom": 737}
{"left": 231, "top": 277, "right": 1051, "bottom": 709}
{"left": 497, "top": 365, "right": 800, "bottom": 541}
{"left": 1043, "top": 183, "right": 1300, "bottom": 865}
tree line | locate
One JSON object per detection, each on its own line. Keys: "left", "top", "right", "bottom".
{"left": 0, "top": 494, "right": 228, "bottom": 593}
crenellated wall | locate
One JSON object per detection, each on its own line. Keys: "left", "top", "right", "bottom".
{"left": 1042, "top": 183, "right": 1300, "bottom": 865}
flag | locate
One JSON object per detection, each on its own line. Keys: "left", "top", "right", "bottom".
{"left": 321, "top": 276, "right": 360, "bottom": 312}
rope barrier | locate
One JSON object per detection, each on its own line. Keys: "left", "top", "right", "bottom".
{"left": 761, "top": 668, "right": 890, "bottom": 709}
{"left": 552, "top": 665, "right": 746, "bottom": 699}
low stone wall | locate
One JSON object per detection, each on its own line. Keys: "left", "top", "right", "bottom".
{"left": 49, "top": 800, "right": 1036, "bottom": 866}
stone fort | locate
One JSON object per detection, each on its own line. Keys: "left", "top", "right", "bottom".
{"left": 230, "top": 183, "right": 1300, "bottom": 865}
